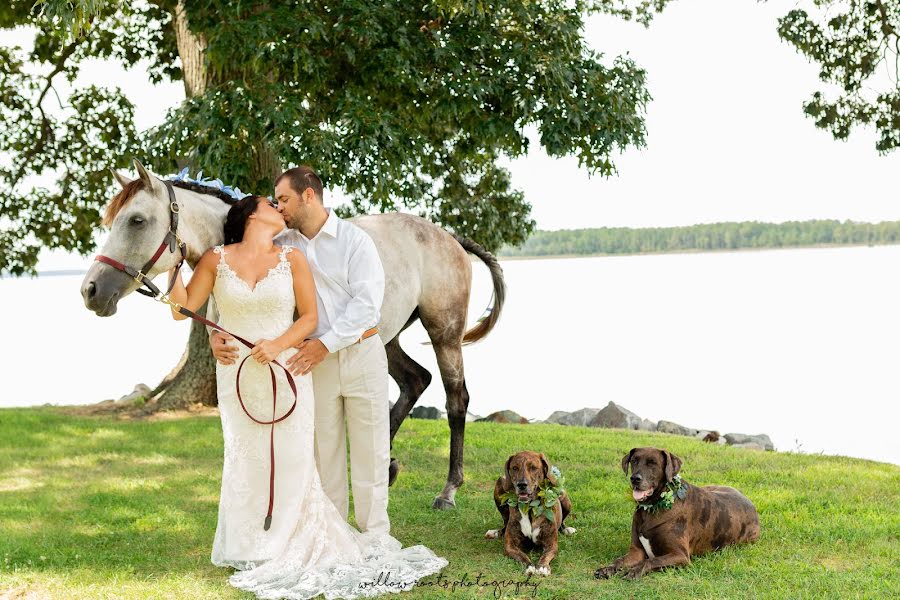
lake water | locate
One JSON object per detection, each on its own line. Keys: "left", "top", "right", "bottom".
{"left": 2, "top": 247, "right": 898, "bottom": 465}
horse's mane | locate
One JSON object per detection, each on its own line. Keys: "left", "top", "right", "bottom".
{"left": 102, "top": 178, "right": 239, "bottom": 226}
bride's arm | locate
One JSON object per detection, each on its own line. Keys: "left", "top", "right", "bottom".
{"left": 250, "top": 250, "right": 318, "bottom": 363}
{"left": 166, "top": 249, "right": 218, "bottom": 321}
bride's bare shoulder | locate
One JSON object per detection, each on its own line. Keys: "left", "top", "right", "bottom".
{"left": 195, "top": 246, "right": 222, "bottom": 273}
{"left": 285, "top": 247, "right": 310, "bottom": 270}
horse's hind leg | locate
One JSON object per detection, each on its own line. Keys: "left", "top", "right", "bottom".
{"left": 386, "top": 335, "right": 432, "bottom": 486}
{"left": 416, "top": 235, "right": 472, "bottom": 510}
{"left": 387, "top": 336, "right": 432, "bottom": 439}
{"left": 426, "top": 337, "right": 469, "bottom": 510}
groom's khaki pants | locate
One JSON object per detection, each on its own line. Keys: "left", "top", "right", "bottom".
{"left": 312, "top": 335, "right": 391, "bottom": 535}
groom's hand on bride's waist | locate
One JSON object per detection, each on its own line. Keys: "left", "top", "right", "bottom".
{"left": 286, "top": 339, "right": 328, "bottom": 376}
{"left": 210, "top": 330, "right": 239, "bottom": 365}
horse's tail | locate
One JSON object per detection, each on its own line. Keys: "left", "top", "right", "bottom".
{"left": 453, "top": 234, "right": 506, "bottom": 345}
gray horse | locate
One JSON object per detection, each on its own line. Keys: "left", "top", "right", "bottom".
{"left": 81, "top": 160, "right": 505, "bottom": 510}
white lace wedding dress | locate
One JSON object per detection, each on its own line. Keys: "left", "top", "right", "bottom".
{"left": 208, "top": 244, "right": 447, "bottom": 599}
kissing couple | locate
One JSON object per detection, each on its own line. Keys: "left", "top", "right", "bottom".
{"left": 164, "top": 165, "right": 447, "bottom": 599}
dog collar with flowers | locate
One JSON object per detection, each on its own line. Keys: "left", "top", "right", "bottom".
{"left": 638, "top": 474, "right": 688, "bottom": 513}
{"left": 499, "top": 466, "right": 566, "bottom": 521}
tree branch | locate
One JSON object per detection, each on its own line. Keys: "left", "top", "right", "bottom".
{"left": 10, "top": 35, "right": 85, "bottom": 189}
{"left": 874, "top": 0, "right": 896, "bottom": 38}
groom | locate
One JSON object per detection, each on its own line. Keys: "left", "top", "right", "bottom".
{"left": 209, "top": 166, "right": 391, "bottom": 535}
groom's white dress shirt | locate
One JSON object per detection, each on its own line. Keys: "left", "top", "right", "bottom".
{"left": 275, "top": 208, "right": 385, "bottom": 351}
{"left": 275, "top": 207, "right": 391, "bottom": 535}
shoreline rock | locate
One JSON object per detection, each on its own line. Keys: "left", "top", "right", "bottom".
{"left": 547, "top": 407, "right": 602, "bottom": 427}
{"left": 657, "top": 420, "right": 699, "bottom": 437}
{"left": 403, "top": 402, "right": 774, "bottom": 453}
{"left": 476, "top": 410, "right": 529, "bottom": 424}
{"left": 725, "top": 433, "right": 774, "bottom": 451}
{"left": 588, "top": 402, "right": 644, "bottom": 430}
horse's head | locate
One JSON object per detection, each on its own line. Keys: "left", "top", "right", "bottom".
{"left": 81, "top": 160, "right": 189, "bottom": 316}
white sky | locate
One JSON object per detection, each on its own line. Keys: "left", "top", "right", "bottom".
{"left": 4, "top": 0, "right": 899, "bottom": 271}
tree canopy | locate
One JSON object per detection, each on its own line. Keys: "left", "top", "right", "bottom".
{"left": 0, "top": 0, "right": 680, "bottom": 275}
{"left": 4, "top": 0, "right": 897, "bottom": 278}
{"left": 775, "top": 0, "right": 899, "bottom": 152}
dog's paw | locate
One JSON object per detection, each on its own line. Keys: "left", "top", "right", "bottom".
{"left": 536, "top": 565, "right": 551, "bottom": 577}
{"left": 484, "top": 529, "right": 500, "bottom": 539}
{"left": 593, "top": 565, "right": 618, "bottom": 579}
{"left": 562, "top": 526, "right": 577, "bottom": 535}
{"left": 623, "top": 564, "right": 648, "bottom": 580}
{"left": 524, "top": 564, "right": 538, "bottom": 575}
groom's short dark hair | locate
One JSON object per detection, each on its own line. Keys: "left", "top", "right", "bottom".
{"left": 276, "top": 166, "right": 324, "bottom": 202}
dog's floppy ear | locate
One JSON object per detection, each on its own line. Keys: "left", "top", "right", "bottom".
{"left": 539, "top": 453, "right": 558, "bottom": 486}
{"left": 502, "top": 454, "right": 515, "bottom": 490}
{"left": 663, "top": 450, "right": 683, "bottom": 482}
{"left": 621, "top": 448, "right": 636, "bottom": 474}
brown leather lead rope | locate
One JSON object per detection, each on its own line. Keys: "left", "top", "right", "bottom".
{"left": 95, "top": 178, "right": 296, "bottom": 531}
{"left": 171, "top": 303, "right": 298, "bottom": 532}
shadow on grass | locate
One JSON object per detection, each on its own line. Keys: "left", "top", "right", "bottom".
{"left": 0, "top": 409, "right": 223, "bottom": 577}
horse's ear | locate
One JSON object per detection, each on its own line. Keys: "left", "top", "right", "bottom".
{"left": 133, "top": 159, "right": 154, "bottom": 187}
{"left": 110, "top": 169, "right": 132, "bottom": 189}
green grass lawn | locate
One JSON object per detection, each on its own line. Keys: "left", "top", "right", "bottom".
{"left": 0, "top": 408, "right": 897, "bottom": 599}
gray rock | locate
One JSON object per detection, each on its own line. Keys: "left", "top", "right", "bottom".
{"left": 547, "top": 407, "right": 603, "bottom": 427}
{"left": 410, "top": 406, "right": 444, "bottom": 420}
{"left": 545, "top": 410, "right": 571, "bottom": 424}
{"left": 116, "top": 383, "right": 151, "bottom": 405}
{"left": 725, "top": 433, "right": 774, "bottom": 451}
{"left": 731, "top": 442, "right": 766, "bottom": 451}
{"left": 588, "top": 402, "right": 644, "bottom": 430}
{"left": 465, "top": 411, "right": 482, "bottom": 422}
{"left": 476, "top": 410, "right": 529, "bottom": 424}
{"left": 656, "top": 420, "right": 699, "bottom": 437}
{"left": 639, "top": 419, "right": 657, "bottom": 432}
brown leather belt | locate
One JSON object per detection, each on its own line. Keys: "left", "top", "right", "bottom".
{"left": 355, "top": 327, "right": 378, "bottom": 344}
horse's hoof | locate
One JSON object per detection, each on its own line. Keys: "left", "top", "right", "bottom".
{"left": 431, "top": 496, "right": 456, "bottom": 510}
{"left": 388, "top": 458, "right": 400, "bottom": 487}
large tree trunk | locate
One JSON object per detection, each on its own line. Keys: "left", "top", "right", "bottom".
{"left": 147, "top": 2, "right": 280, "bottom": 410}
{"left": 150, "top": 302, "right": 218, "bottom": 408}
{"left": 174, "top": 0, "right": 208, "bottom": 97}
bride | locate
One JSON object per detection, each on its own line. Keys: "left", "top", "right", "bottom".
{"left": 165, "top": 193, "right": 447, "bottom": 599}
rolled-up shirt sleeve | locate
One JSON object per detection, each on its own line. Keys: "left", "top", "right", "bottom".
{"left": 318, "top": 234, "right": 384, "bottom": 353}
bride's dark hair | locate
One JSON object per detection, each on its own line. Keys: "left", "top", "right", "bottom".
{"left": 223, "top": 195, "right": 264, "bottom": 244}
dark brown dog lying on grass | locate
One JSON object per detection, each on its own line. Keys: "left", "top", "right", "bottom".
{"left": 485, "top": 451, "right": 576, "bottom": 576}
{"left": 594, "top": 447, "right": 759, "bottom": 580}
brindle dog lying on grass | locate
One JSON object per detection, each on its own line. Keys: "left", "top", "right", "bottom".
{"left": 595, "top": 447, "right": 759, "bottom": 580}
{"left": 485, "top": 451, "right": 576, "bottom": 576}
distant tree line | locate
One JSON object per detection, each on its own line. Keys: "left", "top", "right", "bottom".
{"left": 498, "top": 220, "right": 900, "bottom": 257}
